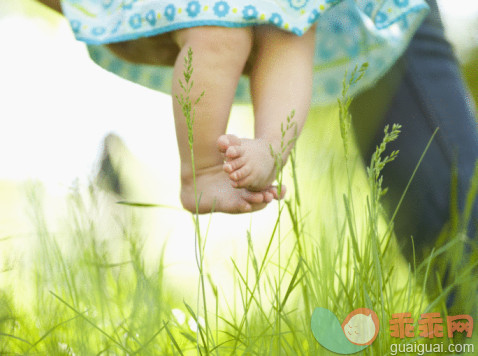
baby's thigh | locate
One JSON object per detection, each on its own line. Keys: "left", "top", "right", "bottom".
{"left": 172, "top": 27, "right": 253, "bottom": 60}
{"left": 106, "top": 26, "right": 254, "bottom": 73}
{"left": 105, "top": 33, "right": 179, "bottom": 66}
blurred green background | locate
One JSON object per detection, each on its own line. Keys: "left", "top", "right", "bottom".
{"left": 0, "top": 0, "right": 477, "bottom": 353}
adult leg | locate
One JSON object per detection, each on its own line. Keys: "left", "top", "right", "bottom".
{"left": 352, "top": 0, "right": 478, "bottom": 256}
{"left": 351, "top": 0, "right": 478, "bottom": 314}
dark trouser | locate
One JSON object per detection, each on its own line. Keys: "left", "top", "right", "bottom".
{"left": 352, "top": 0, "right": 478, "bottom": 254}
{"left": 351, "top": 0, "right": 478, "bottom": 311}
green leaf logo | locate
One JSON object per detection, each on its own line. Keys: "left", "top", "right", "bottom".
{"left": 311, "top": 307, "right": 379, "bottom": 354}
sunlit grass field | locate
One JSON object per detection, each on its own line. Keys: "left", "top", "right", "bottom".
{"left": 1, "top": 62, "right": 477, "bottom": 354}
{"left": 1, "top": 1, "right": 478, "bottom": 355}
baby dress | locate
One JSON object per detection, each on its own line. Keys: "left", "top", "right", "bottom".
{"left": 61, "top": 0, "right": 429, "bottom": 105}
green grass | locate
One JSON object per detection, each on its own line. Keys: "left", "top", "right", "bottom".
{"left": 1, "top": 52, "right": 477, "bottom": 355}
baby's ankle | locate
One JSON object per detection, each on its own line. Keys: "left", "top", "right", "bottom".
{"left": 179, "top": 185, "right": 196, "bottom": 213}
{"left": 180, "top": 170, "right": 194, "bottom": 187}
{"left": 179, "top": 165, "right": 219, "bottom": 213}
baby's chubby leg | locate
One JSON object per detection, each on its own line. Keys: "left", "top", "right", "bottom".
{"left": 221, "top": 26, "right": 316, "bottom": 192}
{"left": 172, "top": 27, "right": 273, "bottom": 213}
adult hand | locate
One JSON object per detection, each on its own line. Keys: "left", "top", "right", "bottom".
{"left": 35, "top": 0, "right": 178, "bottom": 66}
{"left": 34, "top": 0, "right": 254, "bottom": 72}
{"left": 35, "top": 0, "right": 61, "bottom": 13}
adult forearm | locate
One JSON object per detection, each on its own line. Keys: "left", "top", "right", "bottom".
{"left": 35, "top": 0, "right": 62, "bottom": 14}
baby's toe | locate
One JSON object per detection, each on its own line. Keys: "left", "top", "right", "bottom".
{"left": 240, "top": 200, "right": 268, "bottom": 213}
{"left": 267, "top": 185, "right": 286, "bottom": 200}
{"left": 238, "top": 201, "right": 252, "bottom": 213}
{"left": 225, "top": 145, "right": 244, "bottom": 159}
{"left": 230, "top": 165, "right": 251, "bottom": 183}
{"left": 234, "top": 175, "right": 256, "bottom": 190}
{"left": 223, "top": 156, "right": 246, "bottom": 173}
{"left": 216, "top": 134, "right": 241, "bottom": 154}
{"left": 262, "top": 190, "right": 274, "bottom": 203}
{"left": 242, "top": 190, "right": 265, "bottom": 205}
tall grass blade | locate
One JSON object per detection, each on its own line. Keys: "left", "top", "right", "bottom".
{"left": 49, "top": 291, "right": 131, "bottom": 353}
{"left": 163, "top": 322, "right": 185, "bottom": 356}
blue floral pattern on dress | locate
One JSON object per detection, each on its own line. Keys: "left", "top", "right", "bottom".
{"left": 111, "top": 20, "right": 122, "bottom": 34}
{"left": 62, "top": 0, "right": 430, "bottom": 105}
{"left": 102, "top": 0, "right": 114, "bottom": 9}
{"left": 129, "top": 13, "right": 142, "bottom": 29}
{"left": 308, "top": 9, "right": 320, "bottom": 24}
{"left": 145, "top": 9, "right": 157, "bottom": 26}
{"left": 364, "top": 2, "right": 374, "bottom": 16}
{"left": 394, "top": 0, "right": 409, "bottom": 7}
{"left": 70, "top": 20, "right": 81, "bottom": 34}
{"left": 122, "top": 0, "right": 138, "bottom": 10}
{"left": 92, "top": 26, "right": 106, "bottom": 36}
{"left": 213, "top": 1, "right": 230, "bottom": 18}
{"left": 242, "top": 5, "right": 258, "bottom": 20}
{"left": 288, "top": 0, "right": 309, "bottom": 10}
{"left": 269, "top": 13, "right": 283, "bottom": 27}
{"left": 164, "top": 4, "right": 175, "bottom": 21}
{"left": 186, "top": 1, "right": 201, "bottom": 17}
{"left": 375, "top": 11, "right": 388, "bottom": 24}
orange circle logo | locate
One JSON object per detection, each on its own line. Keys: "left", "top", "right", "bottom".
{"left": 341, "top": 308, "right": 380, "bottom": 346}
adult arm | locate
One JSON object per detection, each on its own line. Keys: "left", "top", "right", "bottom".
{"left": 33, "top": 0, "right": 179, "bottom": 66}
{"left": 35, "top": 0, "right": 62, "bottom": 14}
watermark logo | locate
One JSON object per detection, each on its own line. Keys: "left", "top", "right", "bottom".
{"left": 389, "top": 312, "right": 473, "bottom": 339}
{"left": 389, "top": 312, "right": 475, "bottom": 355}
{"left": 311, "top": 307, "right": 379, "bottom": 354}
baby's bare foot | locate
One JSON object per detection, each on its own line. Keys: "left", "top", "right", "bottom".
{"left": 217, "top": 135, "right": 284, "bottom": 201}
{"left": 217, "top": 134, "right": 241, "bottom": 155}
{"left": 180, "top": 165, "right": 271, "bottom": 214}
{"left": 217, "top": 135, "right": 286, "bottom": 195}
